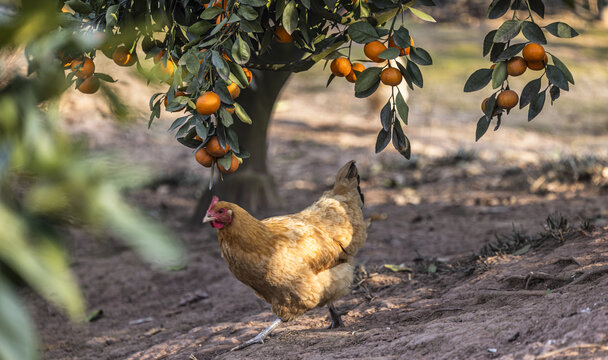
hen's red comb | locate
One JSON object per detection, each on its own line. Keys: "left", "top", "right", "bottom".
{"left": 206, "top": 196, "right": 219, "bottom": 213}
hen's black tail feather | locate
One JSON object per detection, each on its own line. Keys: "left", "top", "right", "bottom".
{"left": 335, "top": 160, "right": 364, "bottom": 206}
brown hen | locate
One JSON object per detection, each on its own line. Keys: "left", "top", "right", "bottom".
{"left": 203, "top": 161, "right": 366, "bottom": 350}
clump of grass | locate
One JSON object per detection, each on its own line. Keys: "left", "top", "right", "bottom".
{"left": 534, "top": 154, "right": 608, "bottom": 185}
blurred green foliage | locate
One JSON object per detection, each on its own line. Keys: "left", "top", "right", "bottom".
{"left": 0, "top": 2, "right": 183, "bottom": 359}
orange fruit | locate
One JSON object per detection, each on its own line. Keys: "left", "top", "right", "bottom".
{"left": 226, "top": 106, "right": 235, "bottom": 114}
{"left": 481, "top": 97, "right": 498, "bottom": 117}
{"left": 389, "top": 35, "right": 414, "bottom": 56}
{"left": 346, "top": 63, "right": 365, "bottom": 83}
{"left": 218, "top": 154, "right": 239, "bottom": 174}
{"left": 206, "top": 0, "right": 226, "bottom": 9}
{"left": 77, "top": 76, "right": 100, "bottom": 94}
{"left": 227, "top": 82, "right": 241, "bottom": 99}
{"left": 195, "top": 148, "right": 214, "bottom": 167}
{"left": 330, "top": 57, "right": 352, "bottom": 77}
{"left": 275, "top": 26, "right": 293, "bottom": 43}
{"left": 522, "top": 43, "right": 546, "bottom": 62}
{"left": 112, "top": 46, "right": 137, "bottom": 66}
{"left": 157, "top": 60, "right": 175, "bottom": 77}
{"left": 380, "top": 67, "right": 402, "bottom": 86}
{"left": 507, "top": 56, "right": 527, "bottom": 76}
{"left": 153, "top": 49, "right": 166, "bottom": 64}
{"left": 527, "top": 54, "right": 548, "bottom": 71}
{"left": 164, "top": 90, "right": 187, "bottom": 111}
{"left": 243, "top": 68, "right": 253, "bottom": 83}
{"left": 496, "top": 90, "right": 519, "bottom": 109}
{"left": 206, "top": 136, "right": 230, "bottom": 157}
{"left": 196, "top": 91, "right": 221, "bottom": 115}
{"left": 71, "top": 57, "right": 95, "bottom": 78}
{"left": 364, "top": 41, "right": 387, "bottom": 63}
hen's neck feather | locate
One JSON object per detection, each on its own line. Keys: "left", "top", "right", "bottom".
{"left": 218, "top": 204, "right": 271, "bottom": 252}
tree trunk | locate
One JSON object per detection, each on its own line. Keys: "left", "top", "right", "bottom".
{"left": 190, "top": 44, "right": 299, "bottom": 223}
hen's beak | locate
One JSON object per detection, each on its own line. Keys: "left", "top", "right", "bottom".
{"left": 202, "top": 215, "right": 214, "bottom": 223}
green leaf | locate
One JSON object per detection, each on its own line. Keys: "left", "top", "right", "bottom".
{"left": 493, "top": 20, "right": 523, "bottom": 43}
{"left": 201, "top": 6, "right": 222, "bottom": 20}
{"left": 219, "top": 106, "right": 234, "bottom": 127}
{"left": 234, "top": 102, "right": 252, "bottom": 124}
{"left": 393, "top": 27, "right": 411, "bottom": 48}
{"left": 495, "top": 43, "right": 526, "bottom": 62}
{"left": 378, "top": 47, "right": 400, "bottom": 60}
{"left": 211, "top": 50, "right": 230, "bottom": 80}
{"left": 522, "top": 21, "right": 547, "bottom": 44}
{"left": 237, "top": 5, "right": 259, "bottom": 20}
{"left": 105, "top": 4, "right": 120, "bottom": 28}
{"left": 395, "top": 91, "right": 409, "bottom": 124}
{"left": 551, "top": 54, "right": 574, "bottom": 84}
{"left": 282, "top": 1, "right": 298, "bottom": 35}
{"left": 0, "top": 274, "right": 38, "bottom": 360}
{"left": 483, "top": 30, "right": 497, "bottom": 57}
{"left": 396, "top": 60, "right": 413, "bottom": 90}
{"left": 520, "top": 78, "right": 541, "bottom": 109}
{"left": 94, "top": 73, "right": 117, "bottom": 83}
{"left": 218, "top": 152, "right": 233, "bottom": 170}
{"left": 409, "top": 47, "right": 432, "bottom": 66}
{"left": 392, "top": 120, "right": 410, "bottom": 159}
{"left": 549, "top": 85, "right": 560, "bottom": 104}
{"left": 484, "top": 92, "right": 497, "bottom": 120}
{"left": 228, "top": 61, "right": 249, "bottom": 88}
{"left": 354, "top": 67, "right": 382, "bottom": 93}
{"left": 375, "top": 128, "right": 391, "bottom": 153}
{"left": 476, "top": 115, "right": 491, "bottom": 141}
{"left": 195, "top": 116, "right": 209, "bottom": 139}
{"left": 544, "top": 22, "right": 579, "bottom": 38}
{"left": 409, "top": 7, "right": 436, "bottom": 22}
{"left": 528, "top": 90, "right": 546, "bottom": 121}
{"left": 214, "top": 82, "right": 234, "bottom": 104}
{"left": 188, "top": 21, "right": 213, "bottom": 36}
{"left": 380, "top": 100, "right": 391, "bottom": 131}
{"left": 487, "top": 0, "right": 511, "bottom": 19}
{"left": 489, "top": 42, "right": 506, "bottom": 62}
{"left": 347, "top": 22, "right": 379, "bottom": 44}
{"left": 528, "top": 0, "right": 545, "bottom": 18}
{"left": 406, "top": 60, "right": 423, "bottom": 88}
{"left": 513, "top": 244, "right": 531, "bottom": 255}
{"left": 66, "top": 0, "right": 92, "bottom": 14}
{"left": 240, "top": 19, "right": 264, "bottom": 33}
{"left": 231, "top": 33, "right": 250, "bottom": 65}
{"left": 546, "top": 65, "right": 569, "bottom": 91}
{"left": 225, "top": 128, "right": 240, "bottom": 153}
{"left": 240, "top": 0, "right": 267, "bottom": 6}
{"left": 491, "top": 61, "right": 507, "bottom": 89}
{"left": 354, "top": 79, "right": 380, "bottom": 98}
{"left": 383, "top": 264, "right": 413, "bottom": 272}
{"left": 464, "top": 69, "right": 492, "bottom": 92}
{"left": 168, "top": 115, "right": 189, "bottom": 132}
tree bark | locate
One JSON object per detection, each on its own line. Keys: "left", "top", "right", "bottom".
{"left": 190, "top": 44, "right": 300, "bottom": 223}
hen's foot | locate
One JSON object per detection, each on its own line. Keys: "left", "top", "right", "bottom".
{"left": 328, "top": 304, "right": 347, "bottom": 329}
{"left": 230, "top": 318, "right": 282, "bottom": 351}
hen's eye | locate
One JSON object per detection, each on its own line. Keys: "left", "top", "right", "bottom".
{"left": 218, "top": 209, "right": 224, "bottom": 213}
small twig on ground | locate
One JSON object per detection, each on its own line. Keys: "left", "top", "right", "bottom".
{"left": 568, "top": 265, "right": 608, "bottom": 286}
{"left": 537, "top": 343, "right": 608, "bottom": 359}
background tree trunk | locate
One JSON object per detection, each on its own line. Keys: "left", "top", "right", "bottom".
{"left": 190, "top": 44, "right": 300, "bottom": 223}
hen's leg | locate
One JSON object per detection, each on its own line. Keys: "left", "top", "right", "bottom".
{"left": 328, "top": 303, "right": 347, "bottom": 329}
{"left": 231, "top": 318, "right": 282, "bottom": 351}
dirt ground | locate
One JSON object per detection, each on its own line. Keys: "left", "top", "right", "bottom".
{"left": 26, "top": 23, "right": 608, "bottom": 360}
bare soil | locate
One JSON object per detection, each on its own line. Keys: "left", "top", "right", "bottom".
{"left": 27, "top": 33, "right": 608, "bottom": 359}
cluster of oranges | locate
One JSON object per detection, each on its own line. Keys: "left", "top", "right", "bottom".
{"left": 66, "top": 57, "right": 100, "bottom": 94}
{"left": 194, "top": 136, "right": 239, "bottom": 174}
{"left": 329, "top": 35, "right": 414, "bottom": 87}
{"left": 484, "top": 43, "right": 548, "bottom": 114}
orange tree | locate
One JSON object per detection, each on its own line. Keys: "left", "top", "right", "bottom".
{"left": 56, "top": 0, "right": 577, "bottom": 208}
